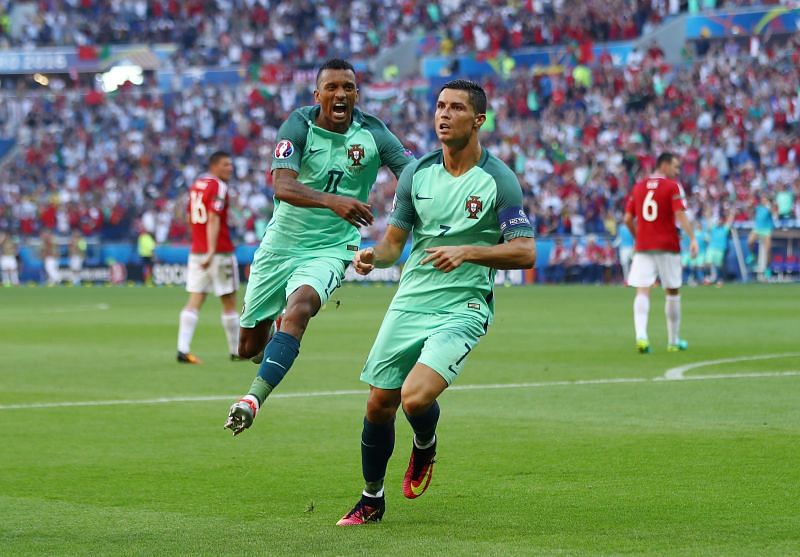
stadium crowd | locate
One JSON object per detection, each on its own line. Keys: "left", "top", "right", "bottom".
{"left": 0, "top": 0, "right": 777, "bottom": 65}
{"left": 2, "top": 32, "right": 799, "bottom": 246}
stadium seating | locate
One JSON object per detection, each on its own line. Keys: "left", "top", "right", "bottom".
{"left": 0, "top": 1, "right": 797, "bottom": 284}
{"left": 2, "top": 0, "right": 764, "bottom": 60}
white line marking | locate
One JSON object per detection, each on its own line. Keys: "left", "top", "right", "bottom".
{"left": 1, "top": 370, "right": 799, "bottom": 411}
{"left": 662, "top": 352, "right": 800, "bottom": 380}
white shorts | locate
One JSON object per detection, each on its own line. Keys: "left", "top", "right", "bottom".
{"left": 628, "top": 252, "right": 682, "bottom": 289}
{"left": 619, "top": 247, "right": 633, "bottom": 265}
{"left": 0, "top": 255, "right": 17, "bottom": 271}
{"left": 69, "top": 256, "right": 84, "bottom": 272}
{"left": 186, "top": 253, "right": 239, "bottom": 296}
{"left": 44, "top": 257, "right": 60, "bottom": 279}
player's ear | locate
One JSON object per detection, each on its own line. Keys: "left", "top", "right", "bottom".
{"left": 474, "top": 113, "right": 486, "bottom": 130}
{"left": 313, "top": 89, "right": 320, "bottom": 104}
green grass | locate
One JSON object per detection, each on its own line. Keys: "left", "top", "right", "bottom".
{"left": 1, "top": 283, "right": 799, "bottom": 556}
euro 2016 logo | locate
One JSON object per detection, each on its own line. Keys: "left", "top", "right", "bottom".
{"left": 274, "top": 140, "right": 294, "bottom": 159}
{"left": 347, "top": 144, "right": 365, "bottom": 166}
{"left": 465, "top": 195, "right": 483, "bottom": 219}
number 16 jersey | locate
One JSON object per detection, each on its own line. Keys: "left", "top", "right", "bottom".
{"left": 266, "top": 106, "right": 414, "bottom": 260}
{"left": 625, "top": 175, "right": 687, "bottom": 253}
{"left": 188, "top": 174, "right": 233, "bottom": 254}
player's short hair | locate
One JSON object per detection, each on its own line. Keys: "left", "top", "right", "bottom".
{"left": 656, "top": 152, "right": 677, "bottom": 167}
{"left": 439, "top": 79, "right": 487, "bottom": 114}
{"left": 209, "top": 151, "right": 231, "bottom": 167}
{"left": 316, "top": 59, "right": 356, "bottom": 86}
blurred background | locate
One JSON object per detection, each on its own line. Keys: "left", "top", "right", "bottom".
{"left": 0, "top": 0, "right": 798, "bottom": 287}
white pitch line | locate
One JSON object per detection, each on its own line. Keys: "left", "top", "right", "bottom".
{"left": 1, "top": 370, "right": 799, "bottom": 411}
{"left": 662, "top": 352, "right": 800, "bottom": 380}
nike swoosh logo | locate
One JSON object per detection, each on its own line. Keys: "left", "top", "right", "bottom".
{"left": 265, "top": 357, "right": 287, "bottom": 370}
{"left": 409, "top": 466, "right": 433, "bottom": 496}
{"left": 415, "top": 194, "right": 433, "bottom": 200}
{"left": 309, "top": 148, "right": 325, "bottom": 154}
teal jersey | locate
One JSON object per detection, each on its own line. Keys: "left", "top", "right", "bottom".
{"left": 709, "top": 224, "right": 731, "bottom": 251}
{"left": 680, "top": 231, "right": 691, "bottom": 254}
{"left": 695, "top": 223, "right": 708, "bottom": 253}
{"left": 265, "top": 105, "right": 414, "bottom": 259}
{"left": 617, "top": 224, "right": 634, "bottom": 249}
{"left": 388, "top": 148, "right": 535, "bottom": 323}
{"left": 754, "top": 204, "right": 774, "bottom": 232}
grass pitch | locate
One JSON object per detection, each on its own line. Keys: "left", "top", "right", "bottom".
{"left": 1, "top": 283, "right": 799, "bottom": 556}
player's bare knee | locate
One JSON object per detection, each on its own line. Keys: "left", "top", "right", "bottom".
{"left": 366, "top": 390, "right": 400, "bottom": 423}
{"left": 400, "top": 390, "right": 433, "bottom": 417}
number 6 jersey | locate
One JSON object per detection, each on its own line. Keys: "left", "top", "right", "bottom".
{"left": 266, "top": 106, "right": 414, "bottom": 259}
{"left": 188, "top": 174, "right": 234, "bottom": 254}
{"left": 625, "top": 175, "right": 687, "bottom": 253}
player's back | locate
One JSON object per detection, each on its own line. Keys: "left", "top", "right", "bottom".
{"left": 188, "top": 173, "right": 233, "bottom": 254}
{"left": 627, "top": 176, "right": 686, "bottom": 253}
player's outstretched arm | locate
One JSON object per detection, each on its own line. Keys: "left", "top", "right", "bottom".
{"left": 353, "top": 225, "right": 409, "bottom": 275}
{"left": 422, "top": 237, "right": 536, "bottom": 273}
{"left": 273, "top": 168, "right": 374, "bottom": 227}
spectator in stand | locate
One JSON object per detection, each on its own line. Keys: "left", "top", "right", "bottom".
{"left": 0, "top": 14, "right": 798, "bottom": 261}
{"left": 600, "top": 240, "right": 618, "bottom": 283}
{"left": 546, "top": 238, "right": 569, "bottom": 283}
{"left": 584, "top": 235, "right": 605, "bottom": 283}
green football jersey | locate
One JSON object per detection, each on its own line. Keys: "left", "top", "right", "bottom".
{"left": 266, "top": 105, "right": 413, "bottom": 259}
{"left": 388, "top": 148, "right": 535, "bottom": 323}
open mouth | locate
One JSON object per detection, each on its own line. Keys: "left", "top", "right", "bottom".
{"left": 332, "top": 102, "right": 348, "bottom": 117}
{"left": 438, "top": 123, "right": 451, "bottom": 132}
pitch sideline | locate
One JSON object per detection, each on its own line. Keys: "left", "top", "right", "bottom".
{"left": 1, "top": 353, "right": 799, "bottom": 411}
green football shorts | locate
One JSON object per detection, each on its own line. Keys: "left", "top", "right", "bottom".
{"left": 360, "top": 309, "right": 488, "bottom": 389}
{"left": 240, "top": 249, "right": 347, "bottom": 328}
{"left": 706, "top": 248, "right": 725, "bottom": 268}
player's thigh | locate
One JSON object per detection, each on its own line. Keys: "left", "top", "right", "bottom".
{"left": 186, "top": 254, "right": 212, "bottom": 294}
{"left": 401, "top": 363, "right": 449, "bottom": 412}
{"left": 655, "top": 253, "right": 682, "bottom": 289}
{"left": 240, "top": 250, "right": 294, "bottom": 328}
{"left": 627, "top": 253, "right": 658, "bottom": 287}
{"left": 361, "top": 310, "right": 428, "bottom": 390}
{"left": 417, "top": 314, "right": 487, "bottom": 386}
{"left": 210, "top": 253, "right": 239, "bottom": 298}
{"left": 286, "top": 256, "right": 347, "bottom": 308}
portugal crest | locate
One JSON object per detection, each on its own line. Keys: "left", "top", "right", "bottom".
{"left": 347, "top": 144, "right": 365, "bottom": 166}
{"left": 465, "top": 195, "right": 483, "bottom": 219}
